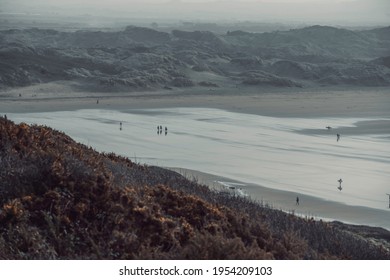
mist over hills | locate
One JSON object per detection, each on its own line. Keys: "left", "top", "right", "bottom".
{"left": 2, "top": 0, "right": 389, "bottom": 26}
{"left": 0, "top": 24, "right": 389, "bottom": 91}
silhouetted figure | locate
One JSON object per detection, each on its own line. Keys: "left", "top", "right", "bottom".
{"left": 97, "top": 99, "right": 99, "bottom": 104}
{"left": 326, "top": 126, "right": 332, "bottom": 130}
{"left": 165, "top": 126, "right": 168, "bottom": 136}
{"left": 119, "top": 122, "right": 122, "bottom": 131}
{"left": 337, "top": 133, "right": 340, "bottom": 142}
{"left": 296, "top": 196, "right": 299, "bottom": 205}
{"left": 338, "top": 178, "right": 343, "bottom": 191}
{"left": 4, "top": 114, "right": 7, "bottom": 120}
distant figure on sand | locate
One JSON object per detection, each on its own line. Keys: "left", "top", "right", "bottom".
{"left": 296, "top": 196, "right": 299, "bottom": 205}
{"left": 165, "top": 126, "right": 168, "bottom": 136}
{"left": 96, "top": 99, "right": 99, "bottom": 104}
{"left": 337, "top": 133, "right": 340, "bottom": 142}
{"left": 338, "top": 178, "right": 343, "bottom": 191}
{"left": 119, "top": 122, "right": 122, "bottom": 131}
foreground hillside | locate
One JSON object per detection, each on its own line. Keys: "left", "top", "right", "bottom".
{"left": 0, "top": 116, "right": 389, "bottom": 259}
{"left": 0, "top": 25, "right": 389, "bottom": 91}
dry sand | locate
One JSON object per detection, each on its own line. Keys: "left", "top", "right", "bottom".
{"left": 1, "top": 83, "right": 389, "bottom": 229}
{"left": 1, "top": 83, "right": 389, "bottom": 118}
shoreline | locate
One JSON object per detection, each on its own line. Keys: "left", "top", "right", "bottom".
{"left": 1, "top": 84, "right": 390, "bottom": 231}
{"left": 169, "top": 167, "right": 390, "bottom": 231}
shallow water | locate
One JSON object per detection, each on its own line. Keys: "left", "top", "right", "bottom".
{"left": 9, "top": 108, "right": 390, "bottom": 211}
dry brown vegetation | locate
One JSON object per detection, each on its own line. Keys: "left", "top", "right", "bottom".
{"left": 0, "top": 116, "right": 389, "bottom": 259}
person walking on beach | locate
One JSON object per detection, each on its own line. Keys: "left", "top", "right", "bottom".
{"left": 119, "top": 122, "right": 122, "bottom": 131}
{"left": 338, "top": 178, "right": 343, "bottom": 191}
{"left": 296, "top": 196, "right": 299, "bottom": 205}
{"left": 337, "top": 133, "right": 340, "bottom": 142}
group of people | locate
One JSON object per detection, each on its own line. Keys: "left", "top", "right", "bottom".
{"left": 117, "top": 121, "right": 168, "bottom": 135}
{"left": 157, "top": 125, "right": 168, "bottom": 135}
{"left": 118, "top": 122, "right": 168, "bottom": 135}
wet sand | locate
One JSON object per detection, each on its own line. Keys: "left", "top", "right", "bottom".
{"left": 170, "top": 167, "right": 390, "bottom": 230}
{"left": 1, "top": 84, "right": 390, "bottom": 229}
{"left": 298, "top": 119, "right": 390, "bottom": 136}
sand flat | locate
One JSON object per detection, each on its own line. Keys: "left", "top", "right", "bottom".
{"left": 1, "top": 84, "right": 390, "bottom": 118}
{"left": 2, "top": 85, "right": 390, "bottom": 229}
{"left": 170, "top": 167, "right": 390, "bottom": 230}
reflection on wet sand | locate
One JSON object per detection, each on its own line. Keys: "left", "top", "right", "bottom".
{"left": 9, "top": 108, "right": 390, "bottom": 213}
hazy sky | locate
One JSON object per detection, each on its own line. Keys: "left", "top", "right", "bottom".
{"left": 1, "top": 0, "right": 389, "bottom": 26}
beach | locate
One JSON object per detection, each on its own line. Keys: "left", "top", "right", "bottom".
{"left": 1, "top": 83, "right": 390, "bottom": 118}
{"left": 171, "top": 168, "right": 390, "bottom": 230}
{"left": 1, "top": 84, "right": 390, "bottom": 229}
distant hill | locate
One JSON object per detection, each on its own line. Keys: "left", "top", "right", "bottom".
{"left": 0, "top": 25, "right": 389, "bottom": 91}
{"left": 371, "top": 56, "right": 390, "bottom": 68}
{"left": 1, "top": 116, "right": 389, "bottom": 259}
{"left": 361, "top": 26, "right": 390, "bottom": 42}
{"left": 224, "top": 25, "right": 390, "bottom": 60}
